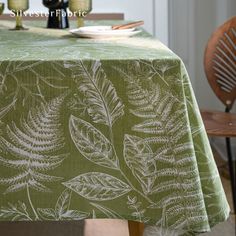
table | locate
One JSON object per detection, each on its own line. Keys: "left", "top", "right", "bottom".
{"left": 0, "top": 20, "right": 230, "bottom": 235}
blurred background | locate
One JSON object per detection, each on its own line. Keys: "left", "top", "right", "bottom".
{"left": 1, "top": 0, "right": 236, "bottom": 157}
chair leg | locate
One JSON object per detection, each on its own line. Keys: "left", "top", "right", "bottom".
{"left": 128, "top": 221, "right": 144, "bottom": 236}
{"left": 226, "top": 137, "right": 236, "bottom": 213}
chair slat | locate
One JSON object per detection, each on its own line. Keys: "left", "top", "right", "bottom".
{"left": 204, "top": 16, "right": 236, "bottom": 109}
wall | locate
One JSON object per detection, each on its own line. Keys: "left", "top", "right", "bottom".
{"left": 194, "top": 0, "right": 235, "bottom": 111}
{"left": 169, "top": 0, "right": 236, "bottom": 159}
{"left": 194, "top": 0, "right": 235, "bottom": 158}
{"left": 194, "top": 0, "right": 219, "bottom": 109}
{"left": 169, "top": 0, "right": 235, "bottom": 110}
{"left": 168, "top": 0, "right": 196, "bottom": 87}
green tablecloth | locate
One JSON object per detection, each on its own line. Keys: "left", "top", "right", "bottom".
{"left": 0, "top": 20, "right": 230, "bottom": 235}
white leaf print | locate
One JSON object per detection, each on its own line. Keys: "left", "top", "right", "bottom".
{"left": 0, "top": 201, "right": 32, "bottom": 221}
{"left": 0, "top": 61, "right": 69, "bottom": 107}
{"left": 69, "top": 60, "right": 124, "bottom": 126}
{"left": 127, "top": 195, "right": 149, "bottom": 222}
{"left": 37, "top": 189, "right": 89, "bottom": 221}
{"left": 124, "top": 135, "right": 157, "bottom": 195}
{"left": 69, "top": 115, "right": 119, "bottom": 169}
{"left": 148, "top": 191, "right": 203, "bottom": 209}
{"left": 37, "top": 208, "right": 56, "bottom": 220}
{"left": 62, "top": 172, "right": 131, "bottom": 201}
{"left": 60, "top": 210, "right": 89, "bottom": 220}
{"left": 55, "top": 189, "right": 72, "bottom": 219}
{"left": 90, "top": 202, "right": 124, "bottom": 219}
{"left": 0, "top": 94, "right": 68, "bottom": 220}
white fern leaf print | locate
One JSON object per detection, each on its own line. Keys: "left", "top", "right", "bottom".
{"left": 119, "top": 61, "right": 208, "bottom": 229}
{"left": 148, "top": 190, "right": 202, "bottom": 209}
{"left": 124, "top": 135, "right": 157, "bottom": 195}
{"left": 66, "top": 60, "right": 124, "bottom": 126}
{"left": 69, "top": 115, "right": 119, "bottom": 169}
{"left": 0, "top": 94, "right": 67, "bottom": 193}
{"left": 62, "top": 172, "right": 132, "bottom": 201}
{"left": 132, "top": 120, "right": 163, "bottom": 134}
{"left": 0, "top": 94, "right": 68, "bottom": 219}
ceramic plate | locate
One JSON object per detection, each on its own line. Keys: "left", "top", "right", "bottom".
{"left": 70, "top": 26, "right": 141, "bottom": 39}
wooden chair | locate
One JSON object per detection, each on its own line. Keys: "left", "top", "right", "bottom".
{"left": 201, "top": 16, "right": 236, "bottom": 213}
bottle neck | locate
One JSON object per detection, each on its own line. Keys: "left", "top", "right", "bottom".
{"left": 47, "top": 8, "right": 69, "bottom": 29}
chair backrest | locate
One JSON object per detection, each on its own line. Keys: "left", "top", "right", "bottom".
{"left": 204, "top": 16, "right": 236, "bottom": 110}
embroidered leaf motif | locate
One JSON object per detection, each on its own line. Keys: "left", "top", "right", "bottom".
{"left": 63, "top": 172, "right": 131, "bottom": 201}
{"left": 68, "top": 60, "right": 124, "bottom": 126}
{"left": 69, "top": 115, "right": 119, "bottom": 169}
{"left": 37, "top": 189, "right": 89, "bottom": 220}
{"left": 0, "top": 94, "right": 68, "bottom": 194}
{"left": 124, "top": 135, "right": 156, "bottom": 195}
